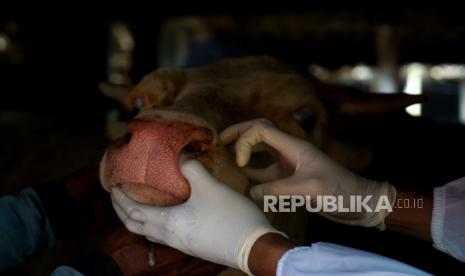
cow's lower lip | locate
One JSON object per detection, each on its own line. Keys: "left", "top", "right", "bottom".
{"left": 107, "top": 151, "right": 192, "bottom": 206}
{"left": 114, "top": 144, "right": 207, "bottom": 204}
{"left": 115, "top": 182, "right": 184, "bottom": 206}
{"left": 113, "top": 149, "right": 197, "bottom": 205}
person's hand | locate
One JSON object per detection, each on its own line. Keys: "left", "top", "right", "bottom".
{"left": 111, "top": 160, "right": 284, "bottom": 274}
{"left": 221, "top": 118, "right": 396, "bottom": 230}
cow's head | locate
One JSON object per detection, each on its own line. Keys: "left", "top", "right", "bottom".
{"left": 99, "top": 56, "right": 423, "bottom": 206}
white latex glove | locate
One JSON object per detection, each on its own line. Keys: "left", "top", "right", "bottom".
{"left": 111, "top": 159, "right": 284, "bottom": 275}
{"left": 221, "top": 118, "right": 396, "bottom": 230}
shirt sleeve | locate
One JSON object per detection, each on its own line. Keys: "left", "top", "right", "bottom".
{"left": 432, "top": 176, "right": 465, "bottom": 262}
{"left": 277, "top": 242, "right": 430, "bottom": 276}
{"left": 0, "top": 188, "right": 55, "bottom": 271}
{"left": 50, "top": 266, "right": 85, "bottom": 276}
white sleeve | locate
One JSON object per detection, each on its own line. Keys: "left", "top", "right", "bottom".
{"left": 277, "top": 242, "right": 430, "bottom": 276}
{"left": 432, "top": 176, "right": 465, "bottom": 262}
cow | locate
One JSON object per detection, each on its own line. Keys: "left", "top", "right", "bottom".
{"left": 99, "top": 56, "right": 422, "bottom": 206}
{"left": 98, "top": 56, "right": 431, "bottom": 274}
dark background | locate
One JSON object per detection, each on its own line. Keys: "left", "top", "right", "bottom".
{"left": 2, "top": 4, "right": 465, "bottom": 127}
{"left": 1, "top": 3, "right": 465, "bottom": 275}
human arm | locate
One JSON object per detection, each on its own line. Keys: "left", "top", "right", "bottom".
{"left": 0, "top": 166, "right": 122, "bottom": 273}
{"left": 222, "top": 118, "right": 465, "bottom": 262}
{"left": 112, "top": 160, "right": 431, "bottom": 275}
{"left": 220, "top": 118, "right": 396, "bottom": 230}
{"left": 0, "top": 188, "right": 55, "bottom": 271}
{"left": 111, "top": 160, "right": 285, "bottom": 274}
{"left": 430, "top": 176, "right": 465, "bottom": 262}
{"left": 384, "top": 188, "right": 433, "bottom": 241}
{"left": 249, "top": 235, "right": 430, "bottom": 275}
{"left": 248, "top": 233, "right": 295, "bottom": 276}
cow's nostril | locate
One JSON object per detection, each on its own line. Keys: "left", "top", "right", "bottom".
{"left": 183, "top": 142, "right": 196, "bottom": 153}
{"left": 182, "top": 127, "right": 214, "bottom": 155}
{"left": 182, "top": 140, "right": 210, "bottom": 155}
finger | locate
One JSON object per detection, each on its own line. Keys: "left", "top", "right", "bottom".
{"left": 231, "top": 120, "right": 310, "bottom": 167}
{"left": 220, "top": 121, "right": 252, "bottom": 145}
{"left": 112, "top": 202, "right": 145, "bottom": 235}
{"left": 111, "top": 188, "right": 170, "bottom": 226}
{"left": 119, "top": 206, "right": 172, "bottom": 244}
{"left": 256, "top": 126, "right": 312, "bottom": 166}
{"left": 249, "top": 176, "right": 310, "bottom": 200}
{"left": 243, "top": 162, "right": 283, "bottom": 182}
{"left": 220, "top": 118, "right": 274, "bottom": 145}
{"left": 181, "top": 160, "right": 222, "bottom": 196}
{"left": 125, "top": 218, "right": 145, "bottom": 235}
{"left": 234, "top": 142, "right": 253, "bottom": 167}
{"left": 111, "top": 188, "right": 146, "bottom": 221}
{"left": 112, "top": 199, "right": 129, "bottom": 222}
{"left": 112, "top": 196, "right": 145, "bottom": 223}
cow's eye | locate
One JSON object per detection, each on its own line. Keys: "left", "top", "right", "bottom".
{"left": 292, "top": 107, "right": 317, "bottom": 130}
{"left": 133, "top": 97, "right": 145, "bottom": 112}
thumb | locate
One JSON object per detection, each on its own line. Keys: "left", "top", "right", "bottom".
{"left": 249, "top": 176, "right": 307, "bottom": 201}
{"left": 243, "top": 162, "right": 283, "bottom": 182}
{"left": 181, "top": 160, "right": 221, "bottom": 194}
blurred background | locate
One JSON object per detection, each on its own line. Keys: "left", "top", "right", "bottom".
{"left": 3, "top": 4, "right": 465, "bottom": 190}
{"left": 3, "top": 5, "right": 465, "bottom": 124}
{"left": 1, "top": 3, "right": 465, "bottom": 274}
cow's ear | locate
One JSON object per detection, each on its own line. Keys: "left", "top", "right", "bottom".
{"left": 313, "top": 82, "right": 426, "bottom": 115}
{"left": 99, "top": 82, "right": 133, "bottom": 104}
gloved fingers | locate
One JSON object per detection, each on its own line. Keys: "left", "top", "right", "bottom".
{"left": 220, "top": 118, "right": 274, "bottom": 145}
{"left": 234, "top": 128, "right": 262, "bottom": 167}
{"left": 112, "top": 200, "right": 145, "bottom": 235}
{"left": 111, "top": 188, "right": 169, "bottom": 226}
{"left": 111, "top": 188, "right": 147, "bottom": 220}
{"left": 249, "top": 176, "right": 312, "bottom": 200}
{"left": 181, "top": 159, "right": 223, "bottom": 197}
{"left": 223, "top": 119, "right": 312, "bottom": 167}
{"left": 111, "top": 195, "right": 177, "bottom": 242}
{"left": 112, "top": 199, "right": 129, "bottom": 222}
{"left": 221, "top": 119, "right": 275, "bottom": 167}
{"left": 243, "top": 162, "right": 284, "bottom": 182}
{"left": 229, "top": 141, "right": 268, "bottom": 154}
{"left": 124, "top": 218, "right": 146, "bottom": 235}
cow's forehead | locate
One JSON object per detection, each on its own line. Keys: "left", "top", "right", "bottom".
{"left": 131, "top": 56, "right": 325, "bottom": 126}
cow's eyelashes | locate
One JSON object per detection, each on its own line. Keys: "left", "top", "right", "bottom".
{"left": 292, "top": 107, "right": 317, "bottom": 130}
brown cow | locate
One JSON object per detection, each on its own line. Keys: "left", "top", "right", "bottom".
{"left": 99, "top": 56, "right": 421, "bottom": 205}
{"left": 99, "top": 56, "right": 422, "bottom": 274}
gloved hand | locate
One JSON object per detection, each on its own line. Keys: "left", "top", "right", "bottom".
{"left": 111, "top": 159, "right": 284, "bottom": 275}
{"left": 221, "top": 118, "right": 396, "bottom": 230}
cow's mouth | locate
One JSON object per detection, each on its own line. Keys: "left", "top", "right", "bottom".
{"left": 101, "top": 118, "right": 215, "bottom": 206}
